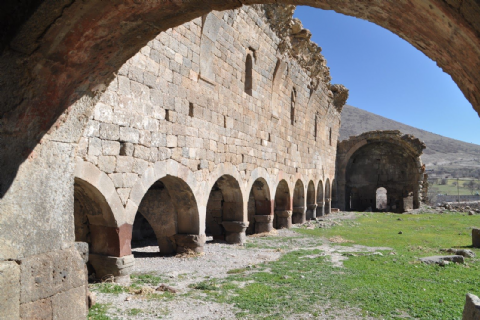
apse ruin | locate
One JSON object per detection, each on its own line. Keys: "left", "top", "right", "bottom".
{"left": 334, "top": 131, "right": 427, "bottom": 213}
{"left": 1, "top": 0, "right": 479, "bottom": 318}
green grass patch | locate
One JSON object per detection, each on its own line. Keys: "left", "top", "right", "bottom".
{"left": 91, "top": 283, "right": 126, "bottom": 295}
{"left": 189, "top": 279, "right": 220, "bottom": 291}
{"left": 88, "top": 303, "right": 111, "bottom": 320}
{"left": 227, "top": 267, "right": 247, "bottom": 274}
{"left": 200, "top": 212, "right": 480, "bottom": 319}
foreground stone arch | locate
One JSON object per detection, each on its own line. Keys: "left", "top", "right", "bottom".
{"left": 274, "top": 179, "right": 292, "bottom": 229}
{"left": 306, "top": 180, "right": 316, "bottom": 221}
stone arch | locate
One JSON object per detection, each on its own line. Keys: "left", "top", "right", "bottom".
{"left": 74, "top": 160, "right": 125, "bottom": 227}
{"left": 73, "top": 176, "right": 133, "bottom": 283}
{"left": 247, "top": 178, "right": 273, "bottom": 235}
{"left": 305, "top": 180, "right": 316, "bottom": 221}
{"left": 325, "top": 178, "right": 331, "bottom": 214}
{"left": 316, "top": 180, "right": 324, "bottom": 217}
{"left": 291, "top": 179, "right": 305, "bottom": 224}
{"left": 133, "top": 175, "right": 201, "bottom": 255}
{"left": 206, "top": 174, "right": 247, "bottom": 244}
{"left": 274, "top": 179, "right": 292, "bottom": 229}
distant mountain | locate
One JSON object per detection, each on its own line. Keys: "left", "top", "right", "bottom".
{"left": 339, "top": 105, "right": 480, "bottom": 178}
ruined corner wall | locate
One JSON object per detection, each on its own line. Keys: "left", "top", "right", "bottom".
{"left": 335, "top": 130, "right": 427, "bottom": 212}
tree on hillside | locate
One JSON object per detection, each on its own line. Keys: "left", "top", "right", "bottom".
{"left": 463, "top": 180, "right": 477, "bottom": 195}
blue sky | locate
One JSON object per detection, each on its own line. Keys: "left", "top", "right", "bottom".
{"left": 294, "top": 6, "right": 480, "bottom": 145}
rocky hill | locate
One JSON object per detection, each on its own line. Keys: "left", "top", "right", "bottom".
{"left": 339, "top": 105, "right": 480, "bottom": 178}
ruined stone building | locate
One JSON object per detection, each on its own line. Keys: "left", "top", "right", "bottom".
{"left": 1, "top": 0, "right": 480, "bottom": 319}
{"left": 334, "top": 131, "right": 427, "bottom": 213}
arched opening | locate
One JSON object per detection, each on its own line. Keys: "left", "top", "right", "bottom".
{"left": 316, "top": 180, "right": 324, "bottom": 217}
{"left": 305, "top": 180, "right": 316, "bottom": 220}
{"left": 292, "top": 179, "right": 305, "bottom": 224}
{"left": 325, "top": 178, "right": 331, "bottom": 214}
{"left": 376, "top": 187, "right": 388, "bottom": 211}
{"left": 245, "top": 53, "right": 253, "bottom": 96}
{"left": 247, "top": 178, "right": 273, "bottom": 235}
{"left": 206, "top": 175, "right": 246, "bottom": 244}
{"left": 74, "top": 178, "right": 131, "bottom": 282}
{"left": 133, "top": 176, "right": 201, "bottom": 255}
{"left": 274, "top": 180, "right": 292, "bottom": 229}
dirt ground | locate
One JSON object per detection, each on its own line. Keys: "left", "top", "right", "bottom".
{"left": 93, "top": 212, "right": 387, "bottom": 319}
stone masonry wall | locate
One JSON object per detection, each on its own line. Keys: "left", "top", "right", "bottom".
{"left": 75, "top": 5, "right": 344, "bottom": 234}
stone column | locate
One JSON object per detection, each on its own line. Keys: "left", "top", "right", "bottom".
{"left": 89, "top": 254, "right": 134, "bottom": 284}
{"left": 170, "top": 234, "right": 206, "bottom": 254}
{"left": 275, "top": 210, "right": 292, "bottom": 229}
{"left": 316, "top": 202, "right": 324, "bottom": 217}
{"left": 254, "top": 215, "right": 274, "bottom": 233}
{"left": 292, "top": 206, "right": 306, "bottom": 224}
{"left": 221, "top": 221, "right": 249, "bottom": 244}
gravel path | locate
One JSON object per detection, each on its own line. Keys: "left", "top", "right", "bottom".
{"left": 93, "top": 212, "right": 385, "bottom": 319}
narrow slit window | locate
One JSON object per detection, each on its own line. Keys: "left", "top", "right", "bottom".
{"left": 314, "top": 114, "right": 318, "bottom": 141}
{"left": 290, "top": 88, "right": 296, "bottom": 125}
{"left": 189, "top": 103, "right": 194, "bottom": 117}
{"left": 245, "top": 54, "right": 253, "bottom": 96}
{"left": 329, "top": 127, "right": 332, "bottom": 146}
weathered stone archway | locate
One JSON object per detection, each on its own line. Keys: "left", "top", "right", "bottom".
{"left": 247, "top": 178, "right": 273, "bottom": 235}
{"left": 325, "top": 178, "right": 331, "bottom": 214}
{"left": 305, "top": 180, "right": 316, "bottom": 221}
{"left": 206, "top": 175, "right": 247, "bottom": 244}
{"left": 274, "top": 179, "right": 292, "bottom": 229}
{"left": 316, "top": 180, "right": 324, "bottom": 217}
{"left": 133, "top": 175, "right": 202, "bottom": 255}
{"left": 292, "top": 179, "right": 305, "bottom": 224}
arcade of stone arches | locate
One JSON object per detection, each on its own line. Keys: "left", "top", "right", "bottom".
{"left": 74, "top": 162, "right": 336, "bottom": 282}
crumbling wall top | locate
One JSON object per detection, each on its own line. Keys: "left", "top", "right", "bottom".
{"left": 256, "top": 4, "right": 348, "bottom": 110}
{"left": 338, "top": 130, "right": 426, "bottom": 158}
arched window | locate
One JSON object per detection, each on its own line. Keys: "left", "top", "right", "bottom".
{"left": 245, "top": 54, "right": 253, "bottom": 96}
{"left": 291, "top": 88, "right": 296, "bottom": 125}
{"left": 376, "top": 187, "right": 388, "bottom": 211}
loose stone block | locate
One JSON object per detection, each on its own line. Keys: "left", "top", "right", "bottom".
{"left": 463, "top": 293, "right": 480, "bottom": 320}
